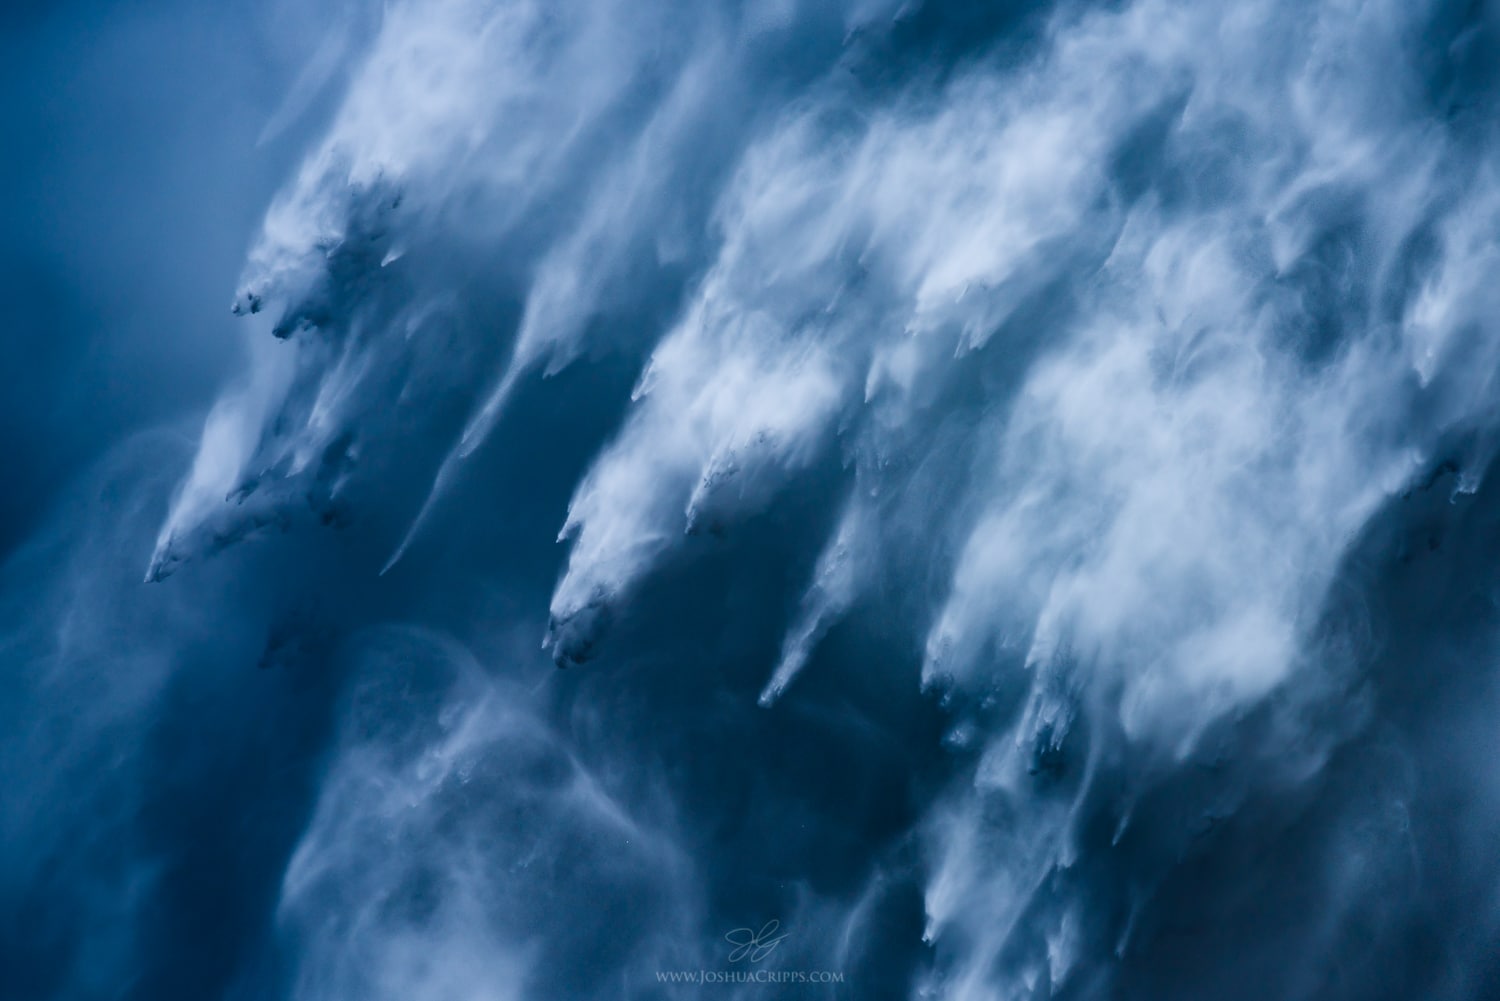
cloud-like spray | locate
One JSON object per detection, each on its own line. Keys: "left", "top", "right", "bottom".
{"left": 14, "top": 0, "right": 1500, "bottom": 998}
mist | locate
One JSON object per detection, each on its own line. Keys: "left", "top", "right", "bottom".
{"left": 8, "top": 1, "right": 1500, "bottom": 999}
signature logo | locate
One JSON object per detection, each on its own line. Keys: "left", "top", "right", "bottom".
{"left": 725, "top": 920, "right": 789, "bottom": 963}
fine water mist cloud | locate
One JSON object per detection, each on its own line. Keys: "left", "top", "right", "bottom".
{"left": 12, "top": 0, "right": 1500, "bottom": 999}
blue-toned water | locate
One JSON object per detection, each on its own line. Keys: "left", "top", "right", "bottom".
{"left": 7, "top": 1, "right": 1500, "bottom": 998}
